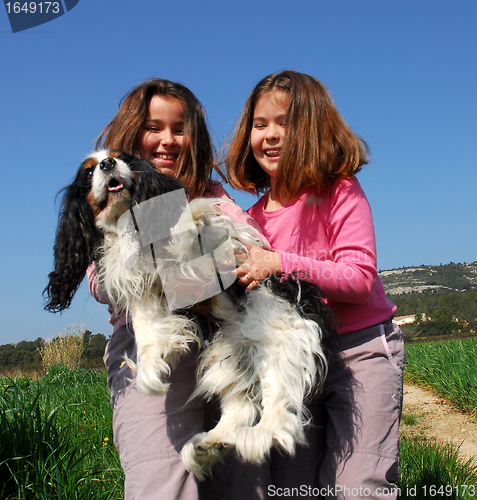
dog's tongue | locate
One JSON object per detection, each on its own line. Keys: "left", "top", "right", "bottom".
{"left": 108, "top": 182, "right": 124, "bottom": 192}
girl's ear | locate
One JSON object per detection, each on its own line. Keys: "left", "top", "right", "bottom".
{"left": 44, "top": 184, "right": 100, "bottom": 312}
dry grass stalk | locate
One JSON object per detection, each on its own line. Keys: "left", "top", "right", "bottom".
{"left": 39, "top": 324, "right": 86, "bottom": 370}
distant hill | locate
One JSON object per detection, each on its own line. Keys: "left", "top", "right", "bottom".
{"left": 379, "top": 261, "right": 477, "bottom": 297}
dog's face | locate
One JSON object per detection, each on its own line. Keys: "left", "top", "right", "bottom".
{"left": 81, "top": 150, "right": 135, "bottom": 231}
{"left": 44, "top": 150, "right": 184, "bottom": 313}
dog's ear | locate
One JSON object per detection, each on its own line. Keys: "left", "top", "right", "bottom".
{"left": 125, "top": 157, "right": 188, "bottom": 249}
{"left": 44, "top": 179, "right": 101, "bottom": 313}
{"left": 127, "top": 157, "right": 185, "bottom": 204}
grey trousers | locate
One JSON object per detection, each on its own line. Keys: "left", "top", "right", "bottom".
{"left": 316, "top": 320, "right": 405, "bottom": 499}
{"left": 107, "top": 324, "right": 270, "bottom": 500}
{"left": 107, "top": 319, "right": 404, "bottom": 500}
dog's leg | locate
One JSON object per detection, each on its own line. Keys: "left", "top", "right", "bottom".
{"left": 183, "top": 280, "right": 330, "bottom": 473}
{"left": 235, "top": 355, "right": 306, "bottom": 462}
{"left": 181, "top": 388, "right": 258, "bottom": 480}
{"left": 181, "top": 335, "right": 260, "bottom": 479}
{"left": 234, "top": 296, "right": 327, "bottom": 462}
{"left": 130, "top": 297, "right": 198, "bottom": 396}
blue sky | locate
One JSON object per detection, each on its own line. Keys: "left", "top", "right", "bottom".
{"left": 1, "top": 0, "right": 476, "bottom": 345}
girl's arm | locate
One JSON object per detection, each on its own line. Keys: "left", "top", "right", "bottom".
{"left": 86, "top": 262, "right": 111, "bottom": 304}
{"left": 86, "top": 262, "right": 103, "bottom": 302}
{"left": 285, "top": 181, "right": 377, "bottom": 304}
{"left": 238, "top": 179, "right": 378, "bottom": 303}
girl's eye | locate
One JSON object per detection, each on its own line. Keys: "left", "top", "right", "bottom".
{"left": 175, "top": 129, "right": 184, "bottom": 135}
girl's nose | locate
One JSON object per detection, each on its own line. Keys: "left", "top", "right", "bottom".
{"left": 161, "top": 128, "right": 175, "bottom": 146}
{"left": 265, "top": 124, "right": 281, "bottom": 141}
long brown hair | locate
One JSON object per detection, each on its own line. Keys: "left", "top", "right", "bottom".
{"left": 96, "top": 79, "right": 221, "bottom": 198}
{"left": 226, "top": 70, "right": 369, "bottom": 199}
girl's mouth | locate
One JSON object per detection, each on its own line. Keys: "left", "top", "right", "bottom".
{"left": 153, "top": 153, "right": 178, "bottom": 162}
{"left": 264, "top": 149, "right": 281, "bottom": 158}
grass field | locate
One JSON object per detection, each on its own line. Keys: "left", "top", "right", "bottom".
{"left": 405, "top": 337, "right": 477, "bottom": 417}
{"left": 399, "top": 435, "right": 477, "bottom": 499}
{"left": 2, "top": 336, "right": 477, "bottom": 499}
{"left": 0, "top": 368, "right": 123, "bottom": 499}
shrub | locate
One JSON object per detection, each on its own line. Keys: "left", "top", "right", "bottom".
{"left": 39, "top": 325, "right": 85, "bottom": 371}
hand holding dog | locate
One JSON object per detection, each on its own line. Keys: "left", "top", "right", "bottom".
{"left": 235, "top": 245, "right": 282, "bottom": 289}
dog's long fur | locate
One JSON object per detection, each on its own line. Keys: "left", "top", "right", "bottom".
{"left": 44, "top": 150, "right": 336, "bottom": 479}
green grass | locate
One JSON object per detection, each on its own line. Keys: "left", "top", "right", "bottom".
{"left": 398, "top": 435, "right": 477, "bottom": 499}
{"left": 0, "top": 367, "right": 123, "bottom": 499}
{"left": 405, "top": 337, "right": 477, "bottom": 416}
{"left": 400, "top": 337, "right": 477, "bottom": 496}
{"left": 401, "top": 412, "right": 419, "bottom": 427}
{"left": 2, "top": 357, "right": 477, "bottom": 498}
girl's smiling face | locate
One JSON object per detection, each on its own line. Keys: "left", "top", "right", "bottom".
{"left": 250, "top": 90, "right": 289, "bottom": 182}
{"left": 139, "top": 96, "right": 185, "bottom": 176}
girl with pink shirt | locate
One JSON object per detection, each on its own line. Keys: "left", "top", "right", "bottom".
{"left": 90, "top": 79, "right": 268, "bottom": 500}
{"left": 227, "top": 70, "right": 404, "bottom": 499}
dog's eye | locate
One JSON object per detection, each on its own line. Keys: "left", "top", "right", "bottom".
{"left": 85, "top": 168, "right": 94, "bottom": 179}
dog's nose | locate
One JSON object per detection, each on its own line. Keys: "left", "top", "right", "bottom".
{"left": 100, "top": 157, "right": 116, "bottom": 171}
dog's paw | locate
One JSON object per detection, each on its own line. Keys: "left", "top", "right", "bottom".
{"left": 136, "top": 373, "right": 170, "bottom": 396}
{"left": 248, "top": 414, "right": 306, "bottom": 458}
{"left": 274, "top": 415, "right": 307, "bottom": 456}
{"left": 269, "top": 428, "right": 299, "bottom": 457}
{"left": 135, "top": 358, "right": 171, "bottom": 396}
{"left": 181, "top": 433, "right": 230, "bottom": 480}
{"left": 234, "top": 426, "right": 273, "bottom": 463}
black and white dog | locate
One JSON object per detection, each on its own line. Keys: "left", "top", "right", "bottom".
{"left": 44, "top": 150, "right": 335, "bottom": 479}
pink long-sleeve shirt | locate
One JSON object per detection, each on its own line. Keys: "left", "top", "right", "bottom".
{"left": 87, "top": 181, "right": 263, "bottom": 332}
{"left": 247, "top": 177, "right": 396, "bottom": 334}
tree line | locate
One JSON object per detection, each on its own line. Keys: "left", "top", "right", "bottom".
{"left": 0, "top": 331, "right": 108, "bottom": 368}
{"left": 393, "top": 290, "right": 477, "bottom": 338}
{"left": 4, "top": 284, "right": 476, "bottom": 365}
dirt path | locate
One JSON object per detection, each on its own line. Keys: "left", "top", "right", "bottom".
{"left": 402, "top": 383, "right": 477, "bottom": 463}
